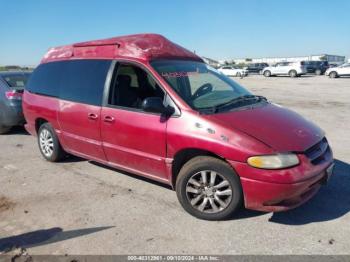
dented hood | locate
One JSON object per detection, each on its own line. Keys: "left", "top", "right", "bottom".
{"left": 206, "top": 103, "right": 324, "bottom": 152}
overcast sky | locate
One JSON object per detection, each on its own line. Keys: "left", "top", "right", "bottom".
{"left": 1, "top": 0, "right": 349, "bottom": 65}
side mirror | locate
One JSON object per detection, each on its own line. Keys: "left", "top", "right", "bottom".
{"left": 142, "top": 97, "right": 171, "bottom": 114}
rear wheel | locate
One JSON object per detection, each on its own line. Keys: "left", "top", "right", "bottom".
{"left": 263, "top": 70, "right": 271, "bottom": 77}
{"left": 176, "top": 156, "right": 243, "bottom": 220}
{"left": 0, "top": 126, "right": 11, "bottom": 134}
{"left": 315, "top": 69, "right": 322, "bottom": 75}
{"left": 37, "top": 123, "right": 66, "bottom": 162}
{"left": 329, "top": 71, "right": 338, "bottom": 78}
{"left": 289, "top": 70, "right": 297, "bottom": 78}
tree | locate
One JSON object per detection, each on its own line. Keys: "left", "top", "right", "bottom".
{"left": 319, "top": 55, "right": 327, "bottom": 61}
{"left": 237, "top": 63, "right": 247, "bottom": 68}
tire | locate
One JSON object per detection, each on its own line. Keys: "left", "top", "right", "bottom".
{"left": 289, "top": 70, "right": 297, "bottom": 78}
{"left": 236, "top": 72, "right": 241, "bottom": 77}
{"left": 37, "top": 123, "right": 66, "bottom": 162}
{"left": 176, "top": 156, "right": 243, "bottom": 220}
{"left": 263, "top": 70, "right": 271, "bottom": 77}
{"left": 315, "top": 69, "right": 322, "bottom": 75}
{"left": 0, "top": 126, "right": 11, "bottom": 134}
{"left": 329, "top": 71, "right": 338, "bottom": 78}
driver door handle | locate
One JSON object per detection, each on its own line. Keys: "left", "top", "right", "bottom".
{"left": 104, "top": 116, "right": 115, "bottom": 123}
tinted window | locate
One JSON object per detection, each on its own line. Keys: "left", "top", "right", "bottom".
{"left": 60, "top": 60, "right": 111, "bottom": 106}
{"left": 26, "top": 62, "right": 64, "bottom": 97}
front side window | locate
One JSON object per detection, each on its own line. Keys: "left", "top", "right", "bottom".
{"left": 151, "top": 60, "right": 260, "bottom": 112}
{"left": 108, "top": 63, "right": 164, "bottom": 109}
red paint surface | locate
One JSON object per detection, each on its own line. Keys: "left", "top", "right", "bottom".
{"left": 41, "top": 34, "right": 203, "bottom": 64}
{"left": 23, "top": 34, "right": 334, "bottom": 212}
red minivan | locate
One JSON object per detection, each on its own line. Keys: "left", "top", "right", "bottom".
{"left": 23, "top": 34, "right": 334, "bottom": 220}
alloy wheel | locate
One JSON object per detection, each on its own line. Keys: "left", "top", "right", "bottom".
{"left": 186, "top": 170, "right": 233, "bottom": 213}
{"left": 39, "top": 128, "right": 54, "bottom": 157}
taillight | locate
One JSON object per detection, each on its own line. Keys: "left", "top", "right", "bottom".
{"left": 5, "top": 90, "right": 23, "bottom": 100}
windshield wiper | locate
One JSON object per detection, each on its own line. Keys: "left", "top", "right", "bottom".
{"left": 215, "top": 95, "right": 267, "bottom": 112}
{"left": 199, "top": 95, "right": 267, "bottom": 114}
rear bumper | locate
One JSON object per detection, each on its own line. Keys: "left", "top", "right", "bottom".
{"left": 24, "top": 122, "right": 36, "bottom": 136}
{"left": 228, "top": 152, "right": 334, "bottom": 212}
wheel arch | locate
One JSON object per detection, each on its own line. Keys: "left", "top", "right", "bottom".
{"left": 263, "top": 70, "right": 271, "bottom": 76}
{"left": 329, "top": 71, "right": 338, "bottom": 77}
{"left": 171, "top": 148, "right": 229, "bottom": 188}
{"left": 35, "top": 118, "right": 49, "bottom": 133}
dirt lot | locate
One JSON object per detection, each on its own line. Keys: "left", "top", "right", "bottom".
{"left": 0, "top": 75, "right": 349, "bottom": 255}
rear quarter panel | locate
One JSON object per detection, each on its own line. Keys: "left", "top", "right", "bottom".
{"left": 23, "top": 91, "right": 60, "bottom": 136}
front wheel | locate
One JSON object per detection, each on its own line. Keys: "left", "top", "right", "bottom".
{"left": 263, "top": 70, "right": 271, "bottom": 77}
{"left": 176, "top": 156, "right": 243, "bottom": 220}
{"left": 329, "top": 71, "right": 338, "bottom": 78}
{"left": 38, "top": 123, "right": 66, "bottom": 162}
{"left": 236, "top": 72, "right": 242, "bottom": 77}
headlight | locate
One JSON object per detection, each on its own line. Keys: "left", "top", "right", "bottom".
{"left": 247, "top": 154, "right": 299, "bottom": 169}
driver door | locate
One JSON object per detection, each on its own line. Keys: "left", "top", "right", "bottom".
{"left": 100, "top": 62, "right": 168, "bottom": 180}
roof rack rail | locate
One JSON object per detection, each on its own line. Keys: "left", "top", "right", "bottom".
{"left": 73, "top": 39, "right": 120, "bottom": 48}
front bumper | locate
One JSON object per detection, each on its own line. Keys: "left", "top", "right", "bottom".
{"left": 228, "top": 151, "right": 334, "bottom": 212}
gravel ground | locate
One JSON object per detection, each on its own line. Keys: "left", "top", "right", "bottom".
{"left": 0, "top": 74, "right": 349, "bottom": 255}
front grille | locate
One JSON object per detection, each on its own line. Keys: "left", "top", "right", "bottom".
{"left": 304, "top": 138, "right": 330, "bottom": 165}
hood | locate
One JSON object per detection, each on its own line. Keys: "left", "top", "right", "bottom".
{"left": 205, "top": 103, "right": 324, "bottom": 152}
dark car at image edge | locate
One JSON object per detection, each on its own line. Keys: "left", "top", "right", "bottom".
{"left": 0, "top": 71, "right": 31, "bottom": 134}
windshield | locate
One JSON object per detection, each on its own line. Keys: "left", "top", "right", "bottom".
{"left": 151, "top": 60, "right": 254, "bottom": 111}
{"left": 1, "top": 73, "right": 30, "bottom": 90}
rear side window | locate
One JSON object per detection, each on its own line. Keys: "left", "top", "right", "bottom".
{"left": 26, "top": 62, "right": 63, "bottom": 97}
{"left": 60, "top": 60, "right": 111, "bottom": 106}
